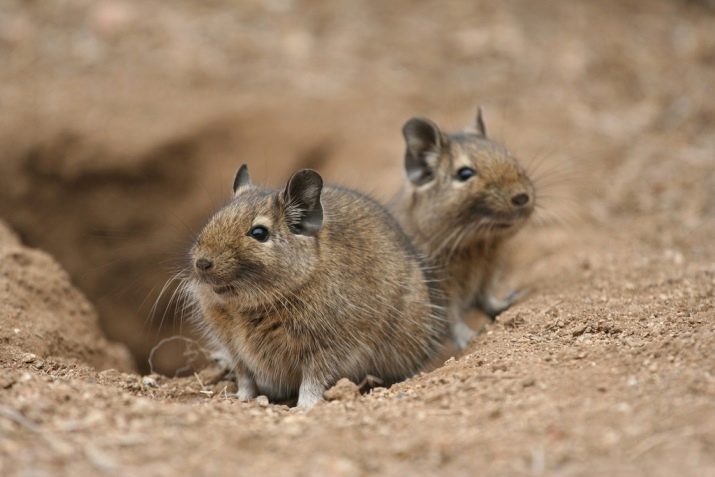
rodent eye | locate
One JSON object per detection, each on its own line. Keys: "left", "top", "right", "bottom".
{"left": 248, "top": 225, "right": 270, "bottom": 242}
{"left": 456, "top": 167, "right": 477, "bottom": 182}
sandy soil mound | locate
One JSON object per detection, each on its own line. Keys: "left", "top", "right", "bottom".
{"left": 0, "top": 220, "right": 133, "bottom": 372}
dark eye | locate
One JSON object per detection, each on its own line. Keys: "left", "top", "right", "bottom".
{"left": 248, "top": 225, "right": 270, "bottom": 242}
{"left": 456, "top": 167, "right": 476, "bottom": 182}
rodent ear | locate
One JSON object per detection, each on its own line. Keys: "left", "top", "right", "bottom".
{"left": 233, "top": 164, "right": 252, "bottom": 194}
{"left": 402, "top": 117, "right": 443, "bottom": 186}
{"left": 281, "top": 169, "right": 324, "bottom": 236}
{"left": 475, "top": 106, "right": 487, "bottom": 137}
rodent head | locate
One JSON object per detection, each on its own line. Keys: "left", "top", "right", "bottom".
{"left": 401, "top": 109, "right": 535, "bottom": 249}
{"left": 190, "top": 165, "right": 324, "bottom": 308}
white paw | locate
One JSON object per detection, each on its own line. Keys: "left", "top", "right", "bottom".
{"left": 451, "top": 320, "right": 477, "bottom": 350}
{"left": 297, "top": 378, "right": 325, "bottom": 409}
{"left": 296, "top": 393, "right": 323, "bottom": 409}
{"left": 236, "top": 387, "right": 257, "bottom": 402}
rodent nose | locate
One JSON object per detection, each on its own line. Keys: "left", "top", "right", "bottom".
{"left": 195, "top": 258, "right": 213, "bottom": 271}
{"left": 511, "top": 193, "right": 530, "bottom": 207}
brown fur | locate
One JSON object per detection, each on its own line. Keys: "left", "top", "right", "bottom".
{"left": 390, "top": 111, "right": 535, "bottom": 349}
{"left": 189, "top": 167, "right": 447, "bottom": 407}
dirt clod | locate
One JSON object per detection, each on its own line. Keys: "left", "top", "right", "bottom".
{"left": 0, "top": 221, "right": 133, "bottom": 372}
{"left": 324, "top": 378, "right": 361, "bottom": 402}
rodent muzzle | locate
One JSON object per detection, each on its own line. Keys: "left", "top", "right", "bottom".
{"left": 192, "top": 257, "right": 233, "bottom": 289}
{"left": 511, "top": 193, "right": 530, "bottom": 207}
{"left": 467, "top": 196, "right": 533, "bottom": 232}
{"left": 195, "top": 258, "right": 213, "bottom": 271}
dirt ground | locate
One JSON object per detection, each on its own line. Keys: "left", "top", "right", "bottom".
{"left": 1, "top": 0, "right": 714, "bottom": 475}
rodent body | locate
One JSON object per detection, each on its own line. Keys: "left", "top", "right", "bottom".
{"left": 190, "top": 166, "right": 447, "bottom": 407}
{"left": 390, "top": 109, "right": 535, "bottom": 349}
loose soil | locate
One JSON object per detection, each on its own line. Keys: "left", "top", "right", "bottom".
{"left": 0, "top": 1, "right": 714, "bottom": 475}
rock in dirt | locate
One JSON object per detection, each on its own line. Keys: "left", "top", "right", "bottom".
{"left": 324, "top": 378, "right": 361, "bottom": 402}
{"left": 0, "top": 220, "right": 134, "bottom": 372}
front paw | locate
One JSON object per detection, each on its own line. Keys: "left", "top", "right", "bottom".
{"left": 451, "top": 319, "right": 477, "bottom": 350}
{"left": 297, "top": 378, "right": 325, "bottom": 409}
{"left": 296, "top": 393, "right": 323, "bottom": 409}
{"left": 236, "top": 387, "right": 258, "bottom": 402}
{"left": 236, "top": 373, "right": 258, "bottom": 402}
{"left": 477, "top": 288, "right": 529, "bottom": 320}
{"left": 504, "top": 288, "right": 528, "bottom": 305}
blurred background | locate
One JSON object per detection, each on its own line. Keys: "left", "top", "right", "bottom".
{"left": 1, "top": 0, "right": 713, "bottom": 374}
